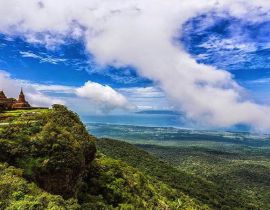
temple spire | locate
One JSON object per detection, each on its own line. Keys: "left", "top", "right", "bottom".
{"left": 0, "top": 90, "right": 7, "bottom": 99}
{"left": 18, "top": 88, "right": 26, "bottom": 103}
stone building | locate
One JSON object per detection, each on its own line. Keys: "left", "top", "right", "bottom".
{"left": 0, "top": 89, "right": 31, "bottom": 110}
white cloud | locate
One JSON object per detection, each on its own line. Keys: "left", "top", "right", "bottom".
{"left": 247, "top": 78, "right": 270, "bottom": 85}
{"left": 0, "top": 1, "right": 270, "bottom": 130}
{"left": 119, "top": 86, "right": 172, "bottom": 111}
{"left": 76, "top": 81, "right": 134, "bottom": 112}
{"left": 120, "top": 87, "right": 165, "bottom": 98}
{"left": 198, "top": 37, "right": 257, "bottom": 52}
{"left": 0, "top": 70, "right": 134, "bottom": 113}
{"left": 31, "top": 83, "right": 76, "bottom": 94}
{"left": 20, "top": 51, "right": 66, "bottom": 64}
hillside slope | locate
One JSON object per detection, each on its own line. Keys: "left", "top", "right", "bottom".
{"left": 137, "top": 143, "right": 270, "bottom": 209}
{"left": 97, "top": 138, "right": 262, "bottom": 210}
{"left": 0, "top": 106, "right": 203, "bottom": 209}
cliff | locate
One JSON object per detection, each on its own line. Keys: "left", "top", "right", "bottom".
{"left": 0, "top": 105, "right": 202, "bottom": 209}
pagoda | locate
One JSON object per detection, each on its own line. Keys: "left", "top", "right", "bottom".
{"left": 0, "top": 89, "right": 31, "bottom": 110}
{"left": 12, "top": 88, "right": 31, "bottom": 109}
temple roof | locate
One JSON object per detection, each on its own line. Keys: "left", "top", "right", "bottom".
{"left": 0, "top": 90, "right": 7, "bottom": 99}
{"left": 0, "top": 89, "right": 31, "bottom": 109}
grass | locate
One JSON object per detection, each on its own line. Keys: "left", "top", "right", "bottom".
{"left": 0, "top": 109, "right": 49, "bottom": 124}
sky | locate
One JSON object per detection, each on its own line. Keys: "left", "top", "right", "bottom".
{"left": 1, "top": 0, "right": 270, "bottom": 131}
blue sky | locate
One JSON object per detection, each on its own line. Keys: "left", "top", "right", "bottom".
{"left": 1, "top": 12, "right": 270, "bottom": 107}
{"left": 1, "top": 1, "right": 270, "bottom": 131}
{"left": 0, "top": 34, "right": 151, "bottom": 88}
{"left": 182, "top": 13, "right": 270, "bottom": 104}
{"left": 0, "top": 33, "right": 169, "bottom": 114}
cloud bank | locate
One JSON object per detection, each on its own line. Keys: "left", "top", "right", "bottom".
{"left": 1, "top": 0, "right": 270, "bottom": 130}
{"left": 76, "top": 81, "right": 134, "bottom": 112}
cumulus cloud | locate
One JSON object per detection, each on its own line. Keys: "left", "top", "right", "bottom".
{"left": 0, "top": 70, "right": 132, "bottom": 112}
{"left": 76, "top": 81, "right": 134, "bottom": 112}
{"left": 0, "top": 70, "right": 64, "bottom": 107}
{"left": 1, "top": 0, "right": 270, "bottom": 130}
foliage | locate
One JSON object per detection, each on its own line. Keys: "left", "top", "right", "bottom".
{"left": 0, "top": 106, "right": 203, "bottom": 209}
{"left": 79, "top": 154, "right": 204, "bottom": 210}
{"left": 0, "top": 162, "right": 80, "bottom": 210}
{"left": 0, "top": 105, "right": 96, "bottom": 198}
{"left": 136, "top": 143, "right": 270, "bottom": 209}
{"left": 1, "top": 106, "right": 268, "bottom": 209}
{"left": 97, "top": 138, "right": 263, "bottom": 210}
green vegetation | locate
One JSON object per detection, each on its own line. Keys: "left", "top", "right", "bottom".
{"left": 0, "top": 105, "right": 96, "bottom": 198}
{"left": 136, "top": 144, "right": 270, "bottom": 209}
{"left": 0, "top": 163, "right": 79, "bottom": 210}
{"left": 0, "top": 106, "right": 202, "bottom": 209}
{"left": 78, "top": 154, "right": 203, "bottom": 209}
{"left": 1, "top": 106, "right": 269, "bottom": 209}
{"left": 97, "top": 138, "right": 270, "bottom": 210}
